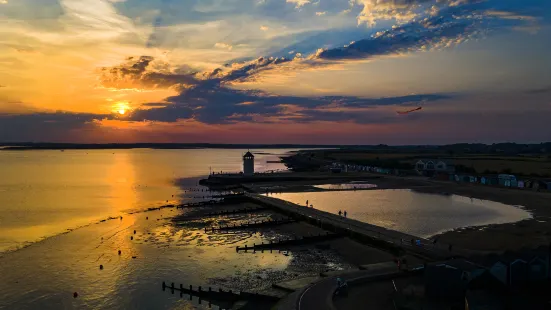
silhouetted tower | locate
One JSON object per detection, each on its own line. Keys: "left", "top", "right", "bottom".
{"left": 243, "top": 151, "right": 254, "bottom": 176}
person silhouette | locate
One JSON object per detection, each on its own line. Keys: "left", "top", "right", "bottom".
{"left": 344, "top": 211, "right": 347, "bottom": 218}
{"left": 338, "top": 210, "right": 342, "bottom": 216}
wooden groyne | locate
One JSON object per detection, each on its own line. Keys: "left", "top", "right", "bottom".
{"left": 235, "top": 232, "right": 343, "bottom": 252}
{"left": 175, "top": 200, "right": 221, "bottom": 208}
{"left": 244, "top": 194, "right": 469, "bottom": 260}
{"left": 161, "top": 281, "right": 280, "bottom": 302}
{"left": 205, "top": 207, "right": 267, "bottom": 217}
{"left": 205, "top": 218, "right": 297, "bottom": 233}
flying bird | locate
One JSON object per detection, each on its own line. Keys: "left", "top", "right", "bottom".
{"left": 396, "top": 107, "right": 422, "bottom": 115}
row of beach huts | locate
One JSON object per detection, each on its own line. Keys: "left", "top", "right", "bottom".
{"left": 446, "top": 173, "right": 551, "bottom": 191}
{"left": 328, "top": 160, "right": 551, "bottom": 191}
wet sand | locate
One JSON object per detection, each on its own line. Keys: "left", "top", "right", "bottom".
{"left": 0, "top": 196, "right": 401, "bottom": 309}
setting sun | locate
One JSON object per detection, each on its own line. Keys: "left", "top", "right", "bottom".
{"left": 113, "top": 102, "right": 130, "bottom": 116}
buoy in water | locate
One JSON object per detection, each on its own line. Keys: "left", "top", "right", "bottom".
{"left": 73, "top": 292, "right": 78, "bottom": 298}
{"left": 133, "top": 230, "right": 136, "bottom": 234}
{"left": 146, "top": 217, "right": 148, "bottom": 220}
{"left": 130, "top": 236, "right": 133, "bottom": 240}
{"left": 99, "top": 264, "right": 103, "bottom": 270}
{"left": 118, "top": 250, "right": 121, "bottom": 255}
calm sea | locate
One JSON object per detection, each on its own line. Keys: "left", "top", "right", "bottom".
{"left": 0, "top": 148, "right": 291, "bottom": 254}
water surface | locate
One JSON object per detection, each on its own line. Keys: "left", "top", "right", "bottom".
{"left": 267, "top": 190, "right": 531, "bottom": 238}
{"left": 0, "top": 149, "right": 290, "bottom": 253}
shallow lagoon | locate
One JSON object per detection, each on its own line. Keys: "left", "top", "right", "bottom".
{"left": 267, "top": 189, "right": 532, "bottom": 238}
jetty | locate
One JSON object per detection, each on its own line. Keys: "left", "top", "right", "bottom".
{"left": 243, "top": 193, "right": 470, "bottom": 260}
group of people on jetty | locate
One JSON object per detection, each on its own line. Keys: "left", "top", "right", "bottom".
{"left": 304, "top": 199, "right": 348, "bottom": 217}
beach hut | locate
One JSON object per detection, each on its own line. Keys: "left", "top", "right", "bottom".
{"left": 488, "top": 176, "right": 499, "bottom": 185}
{"left": 530, "top": 180, "right": 547, "bottom": 191}
{"left": 480, "top": 177, "right": 487, "bottom": 185}
{"left": 526, "top": 255, "right": 548, "bottom": 282}
{"left": 498, "top": 174, "right": 517, "bottom": 187}
{"left": 488, "top": 260, "right": 508, "bottom": 285}
{"left": 425, "top": 259, "right": 483, "bottom": 300}
{"left": 495, "top": 251, "right": 529, "bottom": 288}
{"left": 517, "top": 180, "right": 524, "bottom": 188}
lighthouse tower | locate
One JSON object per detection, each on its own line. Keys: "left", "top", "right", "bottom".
{"left": 243, "top": 151, "right": 255, "bottom": 176}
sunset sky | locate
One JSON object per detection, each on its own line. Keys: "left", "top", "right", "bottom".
{"left": 1, "top": 0, "right": 550, "bottom": 144}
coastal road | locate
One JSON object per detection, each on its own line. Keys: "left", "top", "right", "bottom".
{"left": 297, "top": 268, "right": 400, "bottom": 310}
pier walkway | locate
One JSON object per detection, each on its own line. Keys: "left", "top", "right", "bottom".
{"left": 245, "top": 193, "right": 473, "bottom": 260}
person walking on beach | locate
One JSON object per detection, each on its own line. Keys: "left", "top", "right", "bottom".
{"left": 338, "top": 210, "right": 342, "bottom": 216}
{"left": 344, "top": 211, "right": 347, "bottom": 218}
{"left": 306, "top": 200, "right": 309, "bottom": 207}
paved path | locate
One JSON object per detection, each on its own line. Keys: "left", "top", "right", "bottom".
{"left": 277, "top": 267, "right": 400, "bottom": 310}
{"left": 248, "top": 194, "right": 476, "bottom": 260}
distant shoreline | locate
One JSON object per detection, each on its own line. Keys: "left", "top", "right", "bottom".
{"left": 0, "top": 143, "right": 338, "bottom": 151}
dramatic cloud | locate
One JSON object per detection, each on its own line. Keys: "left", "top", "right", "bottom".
{"left": 94, "top": 0, "right": 542, "bottom": 126}
{"left": 99, "top": 56, "right": 199, "bottom": 90}
{"left": 1, "top": 0, "right": 550, "bottom": 143}
{"left": 287, "top": 0, "right": 311, "bottom": 9}
{"left": 99, "top": 54, "right": 451, "bottom": 124}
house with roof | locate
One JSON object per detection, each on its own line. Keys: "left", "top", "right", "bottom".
{"left": 425, "top": 259, "right": 485, "bottom": 300}
{"left": 498, "top": 174, "right": 518, "bottom": 187}
{"left": 415, "top": 159, "right": 455, "bottom": 176}
{"left": 474, "top": 246, "right": 550, "bottom": 287}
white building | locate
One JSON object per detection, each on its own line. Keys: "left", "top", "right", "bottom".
{"left": 243, "top": 151, "right": 254, "bottom": 176}
{"left": 415, "top": 159, "right": 455, "bottom": 175}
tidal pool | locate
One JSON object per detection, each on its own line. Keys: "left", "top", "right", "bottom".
{"left": 266, "top": 189, "right": 532, "bottom": 238}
